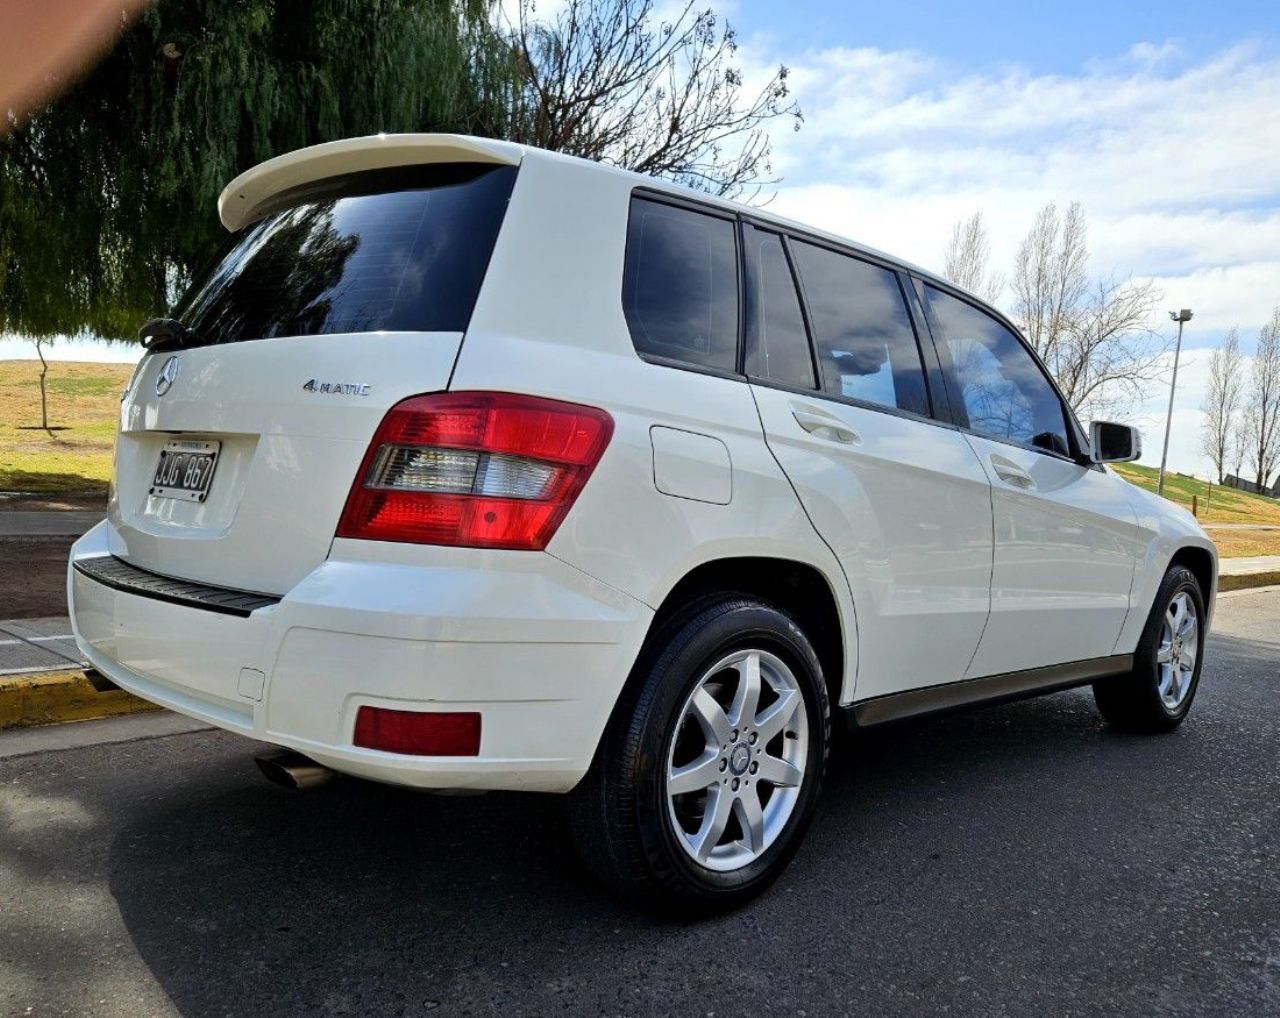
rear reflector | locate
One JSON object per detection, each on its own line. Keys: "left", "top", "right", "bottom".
{"left": 336, "top": 391, "right": 613, "bottom": 550}
{"left": 353, "top": 706, "right": 481, "bottom": 756}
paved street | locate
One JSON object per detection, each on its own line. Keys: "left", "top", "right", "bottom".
{"left": 1, "top": 589, "right": 1277, "bottom": 1017}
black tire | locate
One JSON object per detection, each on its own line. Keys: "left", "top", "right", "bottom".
{"left": 1093, "top": 564, "right": 1206, "bottom": 733}
{"left": 568, "top": 596, "right": 830, "bottom": 915}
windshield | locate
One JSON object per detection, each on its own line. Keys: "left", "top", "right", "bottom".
{"left": 175, "top": 163, "right": 516, "bottom": 345}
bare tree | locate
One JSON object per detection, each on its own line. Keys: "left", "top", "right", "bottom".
{"left": 32, "top": 336, "right": 51, "bottom": 431}
{"left": 503, "top": 0, "right": 800, "bottom": 199}
{"left": 942, "top": 212, "right": 1003, "bottom": 303}
{"left": 1011, "top": 201, "right": 1163, "bottom": 416}
{"left": 1199, "top": 327, "right": 1245, "bottom": 483}
{"left": 1246, "top": 307, "right": 1280, "bottom": 492}
{"left": 1230, "top": 412, "right": 1250, "bottom": 483}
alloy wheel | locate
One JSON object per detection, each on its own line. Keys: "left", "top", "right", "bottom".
{"left": 1157, "top": 590, "right": 1199, "bottom": 711}
{"left": 664, "top": 648, "right": 809, "bottom": 872}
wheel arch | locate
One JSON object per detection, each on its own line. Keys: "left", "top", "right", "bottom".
{"left": 1169, "top": 544, "right": 1216, "bottom": 617}
{"left": 644, "top": 556, "right": 848, "bottom": 711}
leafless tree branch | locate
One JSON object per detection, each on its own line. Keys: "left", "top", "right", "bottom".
{"left": 1010, "top": 201, "right": 1165, "bottom": 417}
{"left": 942, "top": 211, "right": 1003, "bottom": 304}
{"left": 500, "top": 0, "right": 801, "bottom": 200}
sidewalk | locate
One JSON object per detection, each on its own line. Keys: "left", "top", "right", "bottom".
{"left": 1218, "top": 554, "right": 1280, "bottom": 592}
{"left": 0, "top": 510, "right": 104, "bottom": 537}
{"left": 0, "top": 617, "right": 85, "bottom": 675}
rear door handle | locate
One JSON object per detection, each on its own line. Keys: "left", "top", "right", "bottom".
{"left": 791, "top": 408, "right": 859, "bottom": 445}
{"left": 991, "top": 459, "right": 1035, "bottom": 489}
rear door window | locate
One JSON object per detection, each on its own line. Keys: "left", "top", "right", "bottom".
{"left": 789, "top": 241, "right": 930, "bottom": 416}
{"left": 177, "top": 163, "right": 516, "bottom": 343}
{"left": 744, "top": 228, "right": 816, "bottom": 389}
{"left": 622, "top": 198, "right": 739, "bottom": 372}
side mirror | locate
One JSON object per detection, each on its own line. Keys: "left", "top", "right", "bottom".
{"left": 1090, "top": 421, "right": 1142, "bottom": 463}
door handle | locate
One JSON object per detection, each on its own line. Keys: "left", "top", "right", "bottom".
{"left": 991, "top": 459, "right": 1035, "bottom": 489}
{"left": 791, "top": 408, "right": 859, "bottom": 444}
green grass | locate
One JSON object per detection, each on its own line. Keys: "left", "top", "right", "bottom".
{"left": 0, "top": 360, "right": 134, "bottom": 494}
{"left": 1111, "top": 462, "right": 1280, "bottom": 526}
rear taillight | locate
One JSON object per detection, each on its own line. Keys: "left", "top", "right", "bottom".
{"left": 336, "top": 391, "right": 614, "bottom": 550}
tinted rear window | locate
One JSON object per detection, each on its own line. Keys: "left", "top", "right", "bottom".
{"left": 177, "top": 164, "right": 515, "bottom": 344}
{"left": 622, "top": 197, "right": 739, "bottom": 372}
{"left": 790, "top": 241, "right": 930, "bottom": 416}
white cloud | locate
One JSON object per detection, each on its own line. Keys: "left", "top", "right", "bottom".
{"left": 748, "top": 39, "right": 1280, "bottom": 342}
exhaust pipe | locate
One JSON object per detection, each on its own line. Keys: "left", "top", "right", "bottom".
{"left": 255, "top": 750, "right": 334, "bottom": 791}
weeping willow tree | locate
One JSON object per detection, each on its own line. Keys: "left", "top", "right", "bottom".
{"left": 0, "top": 0, "right": 514, "bottom": 343}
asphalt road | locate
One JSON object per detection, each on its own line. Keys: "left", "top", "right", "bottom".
{"left": 2, "top": 589, "right": 1278, "bottom": 1017}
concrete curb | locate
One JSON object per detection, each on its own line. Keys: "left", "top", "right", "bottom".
{"left": 1219, "top": 569, "right": 1280, "bottom": 593}
{"left": 0, "top": 669, "right": 161, "bottom": 730}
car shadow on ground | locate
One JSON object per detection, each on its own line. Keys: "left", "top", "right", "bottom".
{"left": 101, "top": 638, "right": 1278, "bottom": 1016}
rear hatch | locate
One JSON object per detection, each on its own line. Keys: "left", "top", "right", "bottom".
{"left": 111, "top": 158, "right": 517, "bottom": 595}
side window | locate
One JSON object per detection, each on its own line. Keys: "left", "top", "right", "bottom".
{"left": 744, "top": 229, "right": 816, "bottom": 389}
{"left": 924, "top": 285, "right": 1072, "bottom": 456}
{"left": 790, "top": 241, "right": 930, "bottom": 416}
{"left": 622, "top": 197, "right": 739, "bottom": 372}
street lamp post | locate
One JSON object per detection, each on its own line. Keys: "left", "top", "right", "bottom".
{"left": 1157, "top": 308, "right": 1193, "bottom": 497}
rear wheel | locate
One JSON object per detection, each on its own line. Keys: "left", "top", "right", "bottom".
{"left": 1093, "top": 565, "right": 1205, "bottom": 733}
{"left": 568, "top": 596, "right": 830, "bottom": 914}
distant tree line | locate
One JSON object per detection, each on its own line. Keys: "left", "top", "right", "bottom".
{"left": 0, "top": 0, "right": 798, "bottom": 348}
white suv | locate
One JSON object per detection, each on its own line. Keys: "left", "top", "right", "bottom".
{"left": 69, "top": 134, "right": 1216, "bottom": 912}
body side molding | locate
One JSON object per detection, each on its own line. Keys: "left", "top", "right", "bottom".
{"left": 850, "top": 654, "right": 1134, "bottom": 727}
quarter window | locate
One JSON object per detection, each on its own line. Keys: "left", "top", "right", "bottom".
{"left": 924, "top": 286, "right": 1072, "bottom": 456}
{"left": 790, "top": 242, "right": 930, "bottom": 416}
{"left": 744, "top": 229, "right": 816, "bottom": 389}
{"left": 622, "top": 198, "right": 739, "bottom": 372}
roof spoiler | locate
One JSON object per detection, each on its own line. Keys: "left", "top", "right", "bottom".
{"left": 217, "top": 134, "right": 523, "bottom": 231}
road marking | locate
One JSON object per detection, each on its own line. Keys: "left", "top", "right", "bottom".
{"left": 0, "top": 635, "right": 76, "bottom": 647}
{"left": 0, "top": 664, "right": 85, "bottom": 676}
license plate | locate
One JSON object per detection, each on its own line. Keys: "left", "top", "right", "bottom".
{"left": 151, "top": 439, "right": 221, "bottom": 502}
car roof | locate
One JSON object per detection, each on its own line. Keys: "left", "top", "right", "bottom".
{"left": 217, "top": 132, "right": 969, "bottom": 301}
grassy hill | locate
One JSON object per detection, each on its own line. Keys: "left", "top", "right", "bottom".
{"left": 1110, "top": 462, "right": 1280, "bottom": 526}
{"left": 0, "top": 359, "right": 134, "bottom": 494}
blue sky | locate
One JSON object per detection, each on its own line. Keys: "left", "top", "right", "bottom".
{"left": 733, "top": 0, "right": 1278, "bottom": 76}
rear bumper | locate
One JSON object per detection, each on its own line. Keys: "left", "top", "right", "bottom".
{"left": 68, "top": 522, "right": 652, "bottom": 792}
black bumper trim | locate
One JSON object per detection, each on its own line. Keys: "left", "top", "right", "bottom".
{"left": 73, "top": 555, "right": 281, "bottom": 617}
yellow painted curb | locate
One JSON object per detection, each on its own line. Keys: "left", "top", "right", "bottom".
{"left": 1219, "top": 569, "right": 1280, "bottom": 593}
{"left": 0, "top": 669, "right": 161, "bottom": 730}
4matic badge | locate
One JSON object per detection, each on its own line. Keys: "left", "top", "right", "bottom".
{"left": 302, "top": 379, "right": 371, "bottom": 396}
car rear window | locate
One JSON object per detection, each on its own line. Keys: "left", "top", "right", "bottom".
{"left": 176, "top": 163, "right": 516, "bottom": 344}
{"left": 622, "top": 197, "right": 739, "bottom": 372}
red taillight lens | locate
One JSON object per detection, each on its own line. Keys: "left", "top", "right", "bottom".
{"left": 353, "top": 706, "right": 481, "bottom": 756}
{"left": 336, "top": 392, "right": 614, "bottom": 550}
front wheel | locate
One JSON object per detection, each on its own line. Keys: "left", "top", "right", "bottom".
{"left": 1093, "top": 564, "right": 1206, "bottom": 733}
{"left": 568, "top": 597, "right": 830, "bottom": 914}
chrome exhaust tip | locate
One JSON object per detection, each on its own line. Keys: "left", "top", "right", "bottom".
{"left": 255, "top": 750, "right": 334, "bottom": 791}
